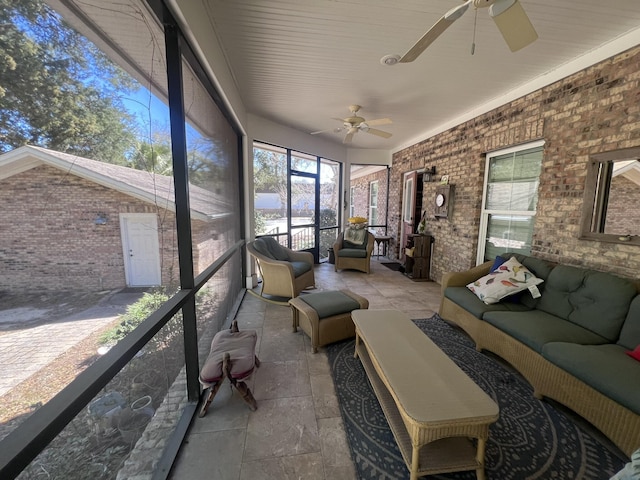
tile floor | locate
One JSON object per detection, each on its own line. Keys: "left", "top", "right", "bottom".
{"left": 169, "top": 258, "right": 442, "bottom": 479}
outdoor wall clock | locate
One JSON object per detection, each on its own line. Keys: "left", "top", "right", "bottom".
{"left": 434, "top": 184, "right": 453, "bottom": 218}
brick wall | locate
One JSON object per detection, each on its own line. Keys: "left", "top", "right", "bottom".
{"left": 389, "top": 45, "right": 640, "bottom": 281}
{"left": 605, "top": 175, "right": 640, "bottom": 236}
{"left": 0, "top": 165, "right": 182, "bottom": 292}
{"left": 349, "top": 169, "right": 388, "bottom": 233}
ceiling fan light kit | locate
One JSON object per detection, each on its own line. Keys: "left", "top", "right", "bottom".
{"left": 489, "top": 0, "right": 538, "bottom": 52}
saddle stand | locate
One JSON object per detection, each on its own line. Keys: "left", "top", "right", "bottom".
{"left": 198, "top": 320, "right": 260, "bottom": 417}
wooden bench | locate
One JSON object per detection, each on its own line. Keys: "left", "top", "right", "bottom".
{"left": 198, "top": 321, "right": 259, "bottom": 417}
{"left": 351, "top": 309, "right": 499, "bottom": 480}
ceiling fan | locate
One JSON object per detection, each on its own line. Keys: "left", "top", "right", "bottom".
{"left": 311, "top": 105, "right": 392, "bottom": 144}
{"left": 399, "top": 0, "right": 537, "bottom": 63}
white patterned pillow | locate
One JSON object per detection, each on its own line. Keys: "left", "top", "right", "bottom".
{"left": 467, "top": 256, "right": 544, "bottom": 305}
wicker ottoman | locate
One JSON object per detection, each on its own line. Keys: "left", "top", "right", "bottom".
{"left": 289, "top": 289, "right": 369, "bottom": 353}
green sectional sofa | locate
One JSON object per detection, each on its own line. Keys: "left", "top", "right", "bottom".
{"left": 439, "top": 253, "right": 640, "bottom": 457}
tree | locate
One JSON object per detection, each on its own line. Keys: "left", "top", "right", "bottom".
{"left": 253, "top": 147, "right": 288, "bottom": 216}
{"left": 0, "top": 0, "right": 137, "bottom": 161}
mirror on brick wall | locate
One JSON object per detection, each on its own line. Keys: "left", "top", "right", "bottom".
{"left": 580, "top": 146, "right": 640, "bottom": 245}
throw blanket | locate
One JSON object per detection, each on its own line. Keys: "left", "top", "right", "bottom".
{"left": 344, "top": 227, "right": 366, "bottom": 246}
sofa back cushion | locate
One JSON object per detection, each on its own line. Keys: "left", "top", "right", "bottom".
{"left": 498, "top": 253, "right": 556, "bottom": 308}
{"left": 618, "top": 295, "right": 640, "bottom": 350}
{"left": 536, "top": 265, "right": 637, "bottom": 341}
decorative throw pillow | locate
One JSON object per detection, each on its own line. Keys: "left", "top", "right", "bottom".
{"left": 626, "top": 345, "right": 640, "bottom": 362}
{"left": 467, "top": 256, "right": 544, "bottom": 305}
{"left": 609, "top": 447, "right": 640, "bottom": 480}
{"left": 490, "top": 256, "right": 507, "bottom": 272}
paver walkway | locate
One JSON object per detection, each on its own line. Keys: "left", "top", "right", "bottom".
{"left": 0, "top": 291, "right": 143, "bottom": 397}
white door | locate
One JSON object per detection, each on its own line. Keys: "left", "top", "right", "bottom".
{"left": 120, "top": 214, "right": 162, "bottom": 287}
{"left": 400, "top": 171, "right": 417, "bottom": 260}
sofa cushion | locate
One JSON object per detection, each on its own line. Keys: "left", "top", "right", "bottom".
{"left": 299, "top": 291, "right": 360, "bottom": 319}
{"left": 483, "top": 310, "right": 609, "bottom": 353}
{"left": 627, "top": 345, "right": 640, "bottom": 362}
{"left": 535, "top": 266, "right": 637, "bottom": 341}
{"left": 618, "top": 295, "right": 640, "bottom": 350}
{"left": 290, "top": 261, "right": 312, "bottom": 278}
{"left": 467, "top": 256, "right": 544, "bottom": 305}
{"left": 445, "top": 286, "right": 532, "bottom": 319}
{"left": 497, "top": 253, "right": 556, "bottom": 308}
{"left": 338, "top": 247, "right": 368, "bottom": 258}
{"left": 541, "top": 342, "right": 640, "bottom": 415}
{"left": 500, "top": 253, "right": 556, "bottom": 280}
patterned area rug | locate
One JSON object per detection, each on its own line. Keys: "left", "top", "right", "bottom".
{"left": 326, "top": 315, "right": 627, "bottom": 479}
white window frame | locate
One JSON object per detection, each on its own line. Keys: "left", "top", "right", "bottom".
{"left": 369, "top": 180, "right": 378, "bottom": 225}
{"left": 476, "top": 140, "right": 545, "bottom": 265}
{"left": 349, "top": 186, "right": 355, "bottom": 218}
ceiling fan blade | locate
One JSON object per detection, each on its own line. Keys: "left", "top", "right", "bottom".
{"left": 343, "top": 132, "right": 355, "bottom": 144}
{"left": 489, "top": 0, "right": 537, "bottom": 52}
{"left": 400, "top": 1, "right": 471, "bottom": 63}
{"left": 365, "top": 118, "right": 392, "bottom": 127}
{"left": 310, "top": 128, "right": 332, "bottom": 135}
{"left": 364, "top": 128, "right": 392, "bottom": 139}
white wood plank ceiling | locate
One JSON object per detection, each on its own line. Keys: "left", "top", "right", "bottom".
{"left": 200, "top": 0, "right": 640, "bottom": 150}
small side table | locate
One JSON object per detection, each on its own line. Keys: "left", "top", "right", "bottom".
{"left": 374, "top": 235, "right": 392, "bottom": 259}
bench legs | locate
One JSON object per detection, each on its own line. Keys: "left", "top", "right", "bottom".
{"left": 224, "top": 352, "right": 258, "bottom": 411}
{"left": 199, "top": 352, "right": 259, "bottom": 417}
{"left": 199, "top": 381, "right": 223, "bottom": 417}
{"left": 199, "top": 321, "right": 260, "bottom": 417}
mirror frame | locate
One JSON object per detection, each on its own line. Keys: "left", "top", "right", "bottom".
{"left": 580, "top": 146, "right": 640, "bottom": 246}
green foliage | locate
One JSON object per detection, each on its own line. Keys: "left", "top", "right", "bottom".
{"left": 98, "top": 291, "right": 169, "bottom": 345}
{"left": 0, "top": 0, "right": 136, "bottom": 160}
{"left": 254, "top": 209, "right": 267, "bottom": 234}
{"left": 313, "top": 208, "right": 337, "bottom": 228}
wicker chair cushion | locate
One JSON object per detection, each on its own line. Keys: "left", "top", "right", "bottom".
{"left": 199, "top": 329, "right": 257, "bottom": 382}
{"left": 541, "top": 342, "right": 640, "bottom": 415}
{"left": 444, "top": 286, "right": 531, "bottom": 319}
{"left": 291, "top": 260, "right": 313, "bottom": 277}
{"left": 337, "top": 248, "right": 368, "bottom": 258}
{"left": 483, "top": 309, "right": 608, "bottom": 353}
{"left": 618, "top": 296, "right": 640, "bottom": 350}
{"left": 535, "top": 265, "right": 637, "bottom": 341}
{"left": 343, "top": 239, "right": 367, "bottom": 250}
{"left": 300, "top": 291, "right": 361, "bottom": 319}
{"left": 253, "top": 237, "right": 289, "bottom": 261}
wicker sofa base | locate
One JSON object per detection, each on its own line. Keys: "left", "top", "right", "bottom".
{"left": 440, "top": 297, "right": 640, "bottom": 457}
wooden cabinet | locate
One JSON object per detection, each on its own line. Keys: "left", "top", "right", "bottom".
{"left": 404, "top": 234, "right": 432, "bottom": 281}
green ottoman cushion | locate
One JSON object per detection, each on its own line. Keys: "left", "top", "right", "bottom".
{"left": 300, "top": 291, "right": 361, "bottom": 319}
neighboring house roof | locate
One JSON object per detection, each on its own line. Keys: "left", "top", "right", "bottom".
{"left": 0, "top": 145, "right": 231, "bottom": 221}
{"left": 613, "top": 159, "right": 640, "bottom": 187}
